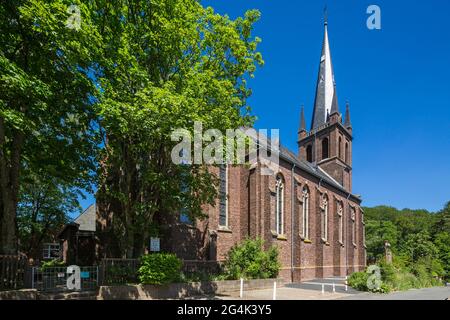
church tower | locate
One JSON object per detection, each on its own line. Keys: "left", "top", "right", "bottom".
{"left": 298, "top": 18, "right": 353, "bottom": 192}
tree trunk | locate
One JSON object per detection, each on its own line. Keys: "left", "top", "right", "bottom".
{"left": 0, "top": 119, "right": 23, "bottom": 255}
{"left": 0, "top": 195, "right": 18, "bottom": 255}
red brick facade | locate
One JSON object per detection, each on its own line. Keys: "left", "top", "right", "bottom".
{"left": 161, "top": 80, "right": 366, "bottom": 282}
{"left": 169, "top": 153, "right": 366, "bottom": 282}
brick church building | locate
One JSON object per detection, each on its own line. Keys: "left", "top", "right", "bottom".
{"left": 96, "top": 20, "right": 366, "bottom": 282}
{"left": 155, "top": 19, "right": 365, "bottom": 282}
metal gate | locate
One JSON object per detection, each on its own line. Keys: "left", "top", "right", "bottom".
{"left": 31, "top": 266, "right": 99, "bottom": 292}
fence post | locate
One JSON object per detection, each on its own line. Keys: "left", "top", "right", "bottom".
{"left": 97, "top": 266, "right": 100, "bottom": 287}
{"left": 239, "top": 278, "right": 244, "bottom": 298}
{"left": 31, "top": 267, "right": 35, "bottom": 289}
{"left": 24, "top": 264, "right": 32, "bottom": 289}
{"left": 98, "top": 262, "right": 104, "bottom": 286}
{"left": 272, "top": 281, "right": 277, "bottom": 300}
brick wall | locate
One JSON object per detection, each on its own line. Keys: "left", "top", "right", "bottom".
{"left": 96, "top": 160, "right": 366, "bottom": 281}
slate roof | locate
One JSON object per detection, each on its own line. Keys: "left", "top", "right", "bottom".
{"left": 248, "top": 128, "right": 360, "bottom": 201}
{"left": 311, "top": 22, "right": 337, "bottom": 130}
{"left": 74, "top": 204, "right": 96, "bottom": 232}
{"left": 278, "top": 144, "right": 361, "bottom": 202}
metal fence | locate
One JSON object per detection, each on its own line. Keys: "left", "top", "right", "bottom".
{"left": 31, "top": 266, "right": 98, "bottom": 292}
{"left": 99, "top": 258, "right": 222, "bottom": 285}
{"left": 0, "top": 255, "right": 28, "bottom": 291}
{"left": 183, "top": 260, "right": 222, "bottom": 275}
{"left": 2, "top": 255, "right": 223, "bottom": 291}
{"left": 100, "top": 258, "right": 139, "bottom": 285}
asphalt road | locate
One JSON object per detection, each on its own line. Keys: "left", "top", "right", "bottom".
{"left": 215, "top": 277, "right": 450, "bottom": 300}
{"left": 338, "top": 286, "right": 450, "bottom": 300}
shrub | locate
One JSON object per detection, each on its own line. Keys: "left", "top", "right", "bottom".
{"left": 374, "top": 258, "right": 444, "bottom": 292}
{"left": 379, "top": 260, "right": 396, "bottom": 282}
{"left": 347, "top": 272, "right": 369, "bottom": 291}
{"left": 179, "top": 271, "right": 215, "bottom": 283}
{"left": 40, "top": 259, "right": 65, "bottom": 271}
{"left": 223, "top": 238, "right": 280, "bottom": 280}
{"left": 138, "top": 253, "right": 182, "bottom": 285}
{"left": 106, "top": 264, "right": 136, "bottom": 284}
{"left": 387, "top": 272, "right": 412, "bottom": 291}
{"left": 349, "top": 267, "right": 392, "bottom": 293}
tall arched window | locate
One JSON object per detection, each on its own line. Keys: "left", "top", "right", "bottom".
{"left": 362, "top": 211, "right": 366, "bottom": 247}
{"left": 345, "top": 142, "right": 349, "bottom": 163}
{"left": 322, "top": 138, "right": 329, "bottom": 160}
{"left": 337, "top": 201, "right": 343, "bottom": 244}
{"left": 301, "top": 186, "right": 310, "bottom": 239}
{"left": 179, "top": 148, "right": 192, "bottom": 224}
{"left": 351, "top": 207, "right": 356, "bottom": 246}
{"left": 306, "top": 145, "right": 313, "bottom": 163}
{"left": 338, "top": 136, "right": 342, "bottom": 159}
{"left": 275, "top": 175, "right": 284, "bottom": 235}
{"left": 219, "top": 165, "right": 228, "bottom": 227}
{"left": 321, "top": 195, "right": 329, "bottom": 241}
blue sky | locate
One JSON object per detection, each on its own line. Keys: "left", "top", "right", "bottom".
{"left": 78, "top": 0, "right": 450, "bottom": 216}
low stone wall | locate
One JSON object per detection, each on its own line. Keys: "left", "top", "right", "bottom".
{"left": 98, "top": 278, "right": 285, "bottom": 300}
{"left": 1, "top": 279, "right": 285, "bottom": 300}
{"left": 0, "top": 289, "right": 38, "bottom": 300}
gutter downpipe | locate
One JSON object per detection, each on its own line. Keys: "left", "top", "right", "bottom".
{"left": 290, "top": 163, "right": 296, "bottom": 283}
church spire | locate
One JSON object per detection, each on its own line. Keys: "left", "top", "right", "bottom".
{"left": 298, "top": 105, "right": 307, "bottom": 141}
{"left": 299, "top": 105, "right": 306, "bottom": 132}
{"left": 344, "top": 101, "right": 352, "bottom": 129}
{"left": 310, "top": 16, "right": 336, "bottom": 130}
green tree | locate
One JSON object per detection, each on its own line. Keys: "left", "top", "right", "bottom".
{"left": 432, "top": 201, "right": 450, "bottom": 234}
{"left": 223, "top": 238, "right": 280, "bottom": 280}
{"left": 401, "top": 231, "right": 438, "bottom": 263}
{"left": 432, "top": 202, "right": 450, "bottom": 279}
{"left": 92, "top": 0, "right": 263, "bottom": 258}
{"left": 365, "top": 219, "right": 398, "bottom": 261}
{"left": 0, "top": 0, "right": 101, "bottom": 254}
{"left": 17, "top": 172, "right": 81, "bottom": 258}
{"left": 394, "top": 209, "right": 434, "bottom": 240}
{"left": 433, "top": 232, "right": 450, "bottom": 279}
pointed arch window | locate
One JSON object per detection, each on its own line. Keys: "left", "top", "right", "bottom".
{"left": 338, "top": 136, "right": 342, "bottom": 159}
{"left": 337, "top": 201, "right": 344, "bottom": 244}
{"left": 275, "top": 175, "right": 284, "bottom": 235}
{"left": 321, "top": 195, "right": 329, "bottom": 241}
{"left": 362, "top": 211, "right": 366, "bottom": 247}
{"left": 345, "top": 142, "right": 349, "bottom": 163}
{"left": 179, "top": 148, "right": 192, "bottom": 224}
{"left": 301, "top": 186, "right": 310, "bottom": 239}
{"left": 219, "top": 165, "right": 229, "bottom": 227}
{"left": 306, "top": 145, "right": 313, "bottom": 163}
{"left": 351, "top": 207, "right": 356, "bottom": 247}
{"left": 322, "top": 138, "right": 329, "bottom": 160}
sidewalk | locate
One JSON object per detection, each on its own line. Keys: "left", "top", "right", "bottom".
{"left": 219, "top": 286, "right": 359, "bottom": 300}
{"left": 216, "top": 277, "right": 362, "bottom": 300}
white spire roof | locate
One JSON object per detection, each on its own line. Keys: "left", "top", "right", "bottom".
{"left": 311, "top": 22, "right": 337, "bottom": 130}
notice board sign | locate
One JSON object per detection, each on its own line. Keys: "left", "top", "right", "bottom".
{"left": 150, "top": 237, "right": 160, "bottom": 252}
